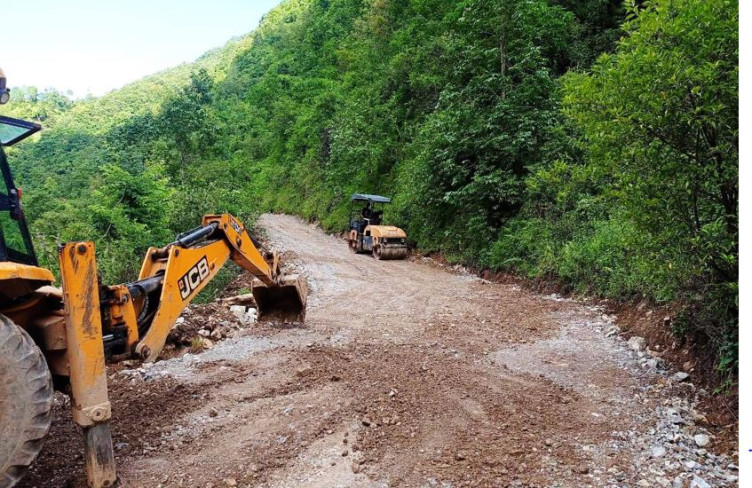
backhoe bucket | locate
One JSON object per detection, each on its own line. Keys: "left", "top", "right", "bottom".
{"left": 252, "top": 274, "right": 307, "bottom": 323}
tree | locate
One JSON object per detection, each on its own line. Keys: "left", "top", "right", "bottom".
{"left": 563, "top": 0, "right": 738, "bottom": 372}
{"left": 158, "top": 69, "right": 216, "bottom": 184}
{"left": 396, "top": 0, "right": 579, "bottom": 258}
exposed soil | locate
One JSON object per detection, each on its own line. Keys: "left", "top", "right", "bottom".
{"left": 18, "top": 214, "right": 738, "bottom": 488}
{"left": 471, "top": 269, "right": 739, "bottom": 460}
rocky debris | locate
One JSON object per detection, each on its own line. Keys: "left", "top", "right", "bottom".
{"left": 674, "top": 372, "right": 690, "bottom": 382}
{"left": 164, "top": 300, "right": 260, "bottom": 356}
{"left": 587, "top": 307, "right": 737, "bottom": 488}
{"left": 573, "top": 464, "right": 590, "bottom": 475}
{"left": 652, "top": 446, "right": 667, "bottom": 458}
{"left": 229, "top": 305, "right": 257, "bottom": 325}
{"left": 694, "top": 434, "right": 710, "bottom": 447}
{"left": 229, "top": 305, "right": 247, "bottom": 321}
{"left": 613, "top": 392, "right": 737, "bottom": 488}
{"left": 605, "top": 325, "right": 621, "bottom": 337}
{"left": 117, "top": 362, "right": 171, "bottom": 383}
{"left": 690, "top": 475, "right": 711, "bottom": 488}
{"left": 645, "top": 357, "right": 667, "bottom": 370}
{"left": 628, "top": 335, "right": 648, "bottom": 351}
{"left": 543, "top": 293, "right": 570, "bottom": 302}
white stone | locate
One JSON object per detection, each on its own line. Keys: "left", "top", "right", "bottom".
{"left": 690, "top": 476, "right": 710, "bottom": 488}
{"left": 694, "top": 434, "right": 710, "bottom": 447}
{"left": 628, "top": 336, "right": 647, "bottom": 351}
{"left": 229, "top": 305, "right": 247, "bottom": 320}
{"left": 245, "top": 308, "right": 257, "bottom": 323}
{"left": 652, "top": 446, "right": 667, "bottom": 458}
{"left": 673, "top": 372, "right": 690, "bottom": 382}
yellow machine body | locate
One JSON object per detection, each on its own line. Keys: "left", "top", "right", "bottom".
{"left": 366, "top": 225, "right": 407, "bottom": 240}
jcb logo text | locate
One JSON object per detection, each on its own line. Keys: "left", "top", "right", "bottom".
{"left": 178, "top": 256, "right": 210, "bottom": 300}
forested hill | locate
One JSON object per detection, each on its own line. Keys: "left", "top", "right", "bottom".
{"left": 3, "top": 0, "right": 738, "bottom": 377}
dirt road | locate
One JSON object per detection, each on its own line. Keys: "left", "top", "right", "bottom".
{"left": 19, "top": 214, "right": 737, "bottom": 487}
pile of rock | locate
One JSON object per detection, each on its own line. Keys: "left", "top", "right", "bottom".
{"left": 229, "top": 304, "right": 258, "bottom": 325}
{"left": 624, "top": 335, "right": 671, "bottom": 373}
{"left": 603, "top": 328, "right": 738, "bottom": 487}
{"left": 164, "top": 297, "right": 260, "bottom": 351}
{"left": 193, "top": 305, "right": 257, "bottom": 349}
{"left": 623, "top": 394, "right": 738, "bottom": 487}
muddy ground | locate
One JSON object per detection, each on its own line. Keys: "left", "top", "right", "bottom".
{"left": 19, "top": 214, "right": 738, "bottom": 488}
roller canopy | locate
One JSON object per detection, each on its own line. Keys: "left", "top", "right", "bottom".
{"left": 350, "top": 193, "right": 391, "bottom": 203}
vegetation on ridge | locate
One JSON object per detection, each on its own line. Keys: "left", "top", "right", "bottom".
{"left": 2, "top": 0, "right": 738, "bottom": 377}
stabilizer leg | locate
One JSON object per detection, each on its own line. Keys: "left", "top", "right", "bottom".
{"left": 84, "top": 423, "right": 117, "bottom": 487}
{"left": 59, "top": 242, "right": 117, "bottom": 487}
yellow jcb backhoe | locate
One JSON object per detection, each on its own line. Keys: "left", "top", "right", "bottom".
{"left": 0, "top": 69, "right": 307, "bottom": 488}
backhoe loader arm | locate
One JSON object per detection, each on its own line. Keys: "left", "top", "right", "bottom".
{"left": 126, "top": 213, "right": 305, "bottom": 362}
{"left": 59, "top": 212, "right": 307, "bottom": 366}
{"left": 202, "top": 213, "right": 278, "bottom": 286}
{"left": 55, "top": 213, "right": 306, "bottom": 487}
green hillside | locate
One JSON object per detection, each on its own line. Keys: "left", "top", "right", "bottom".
{"left": 2, "top": 0, "right": 738, "bottom": 377}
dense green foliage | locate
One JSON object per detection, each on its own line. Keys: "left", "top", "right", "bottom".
{"left": 1, "top": 0, "right": 737, "bottom": 374}
{"left": 493, "top": 0, "right": 738, "bottom": 376}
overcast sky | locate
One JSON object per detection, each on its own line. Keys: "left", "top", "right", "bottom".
{"left": 3, "top": 0, "right": 282, "bottom": 98}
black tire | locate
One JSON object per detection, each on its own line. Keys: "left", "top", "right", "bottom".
{"left": 0, "top": 314, "right": 53, "bottom": 488}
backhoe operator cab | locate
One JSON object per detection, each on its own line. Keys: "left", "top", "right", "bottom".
{"left": 0, "top": 116, "right": 50, "bottom": 310}
{"left": 347, "top": 193, "right": 408, "bottom": 260}
{"left": 0, "top": 116, "right": 41, "bottom": 268}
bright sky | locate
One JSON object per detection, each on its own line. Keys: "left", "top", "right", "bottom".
{"left": 3, "top": 0, "right": 282, "bottom": 98}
